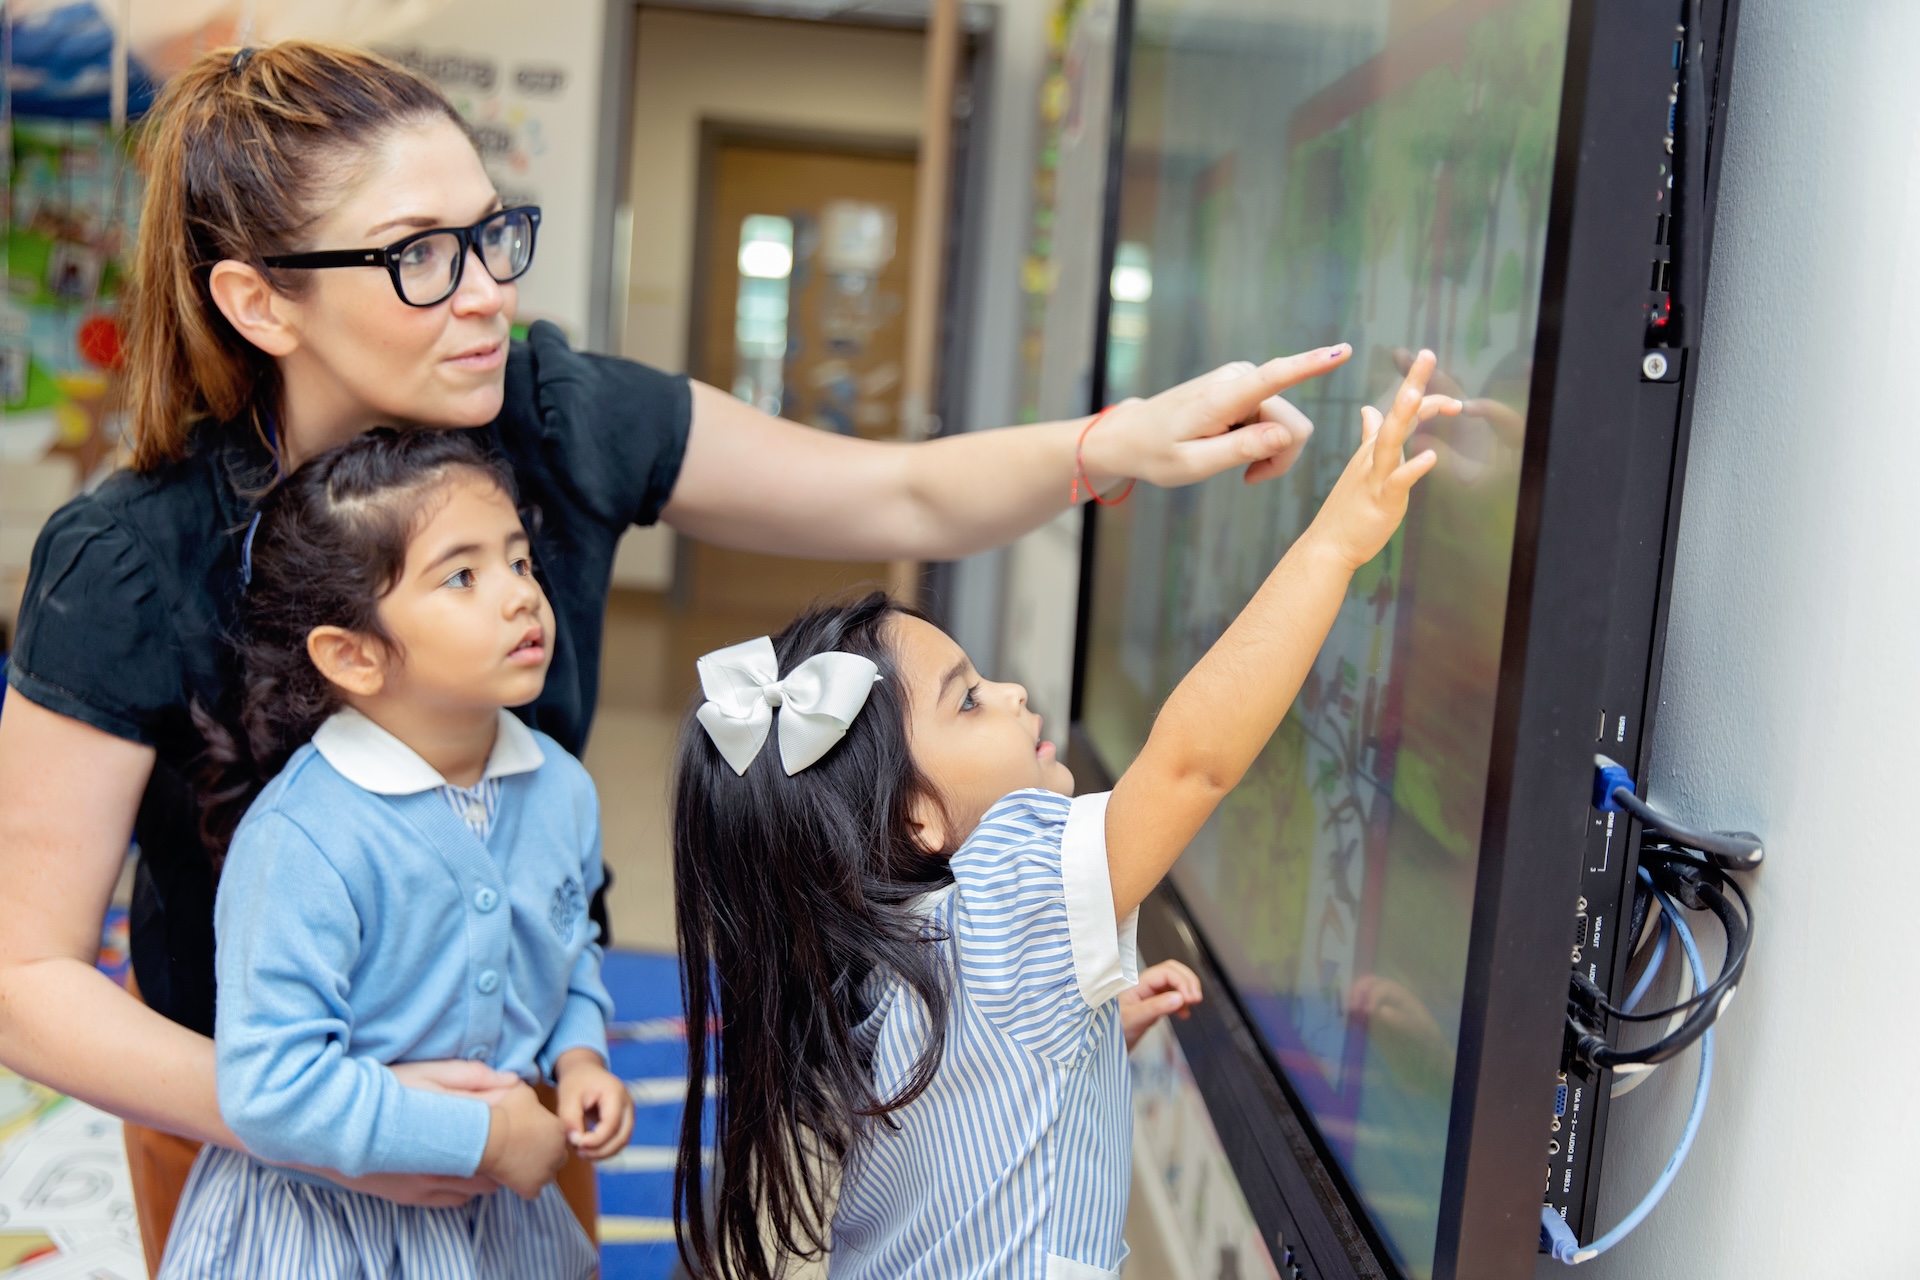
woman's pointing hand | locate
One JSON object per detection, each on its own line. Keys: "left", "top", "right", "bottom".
{"left": 1076, "top": 344, "right": 1354, "bottom": 492}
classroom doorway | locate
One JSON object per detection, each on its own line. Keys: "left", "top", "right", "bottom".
{"left": 679, "top": 128, "right": 919, "bottom": 618}
{"left": 588, "top": 125, "right": 927, "bottom": 960}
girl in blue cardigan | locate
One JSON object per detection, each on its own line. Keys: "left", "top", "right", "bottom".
{"left": 162, "top": 430, "right": 632, "bottom": 1279}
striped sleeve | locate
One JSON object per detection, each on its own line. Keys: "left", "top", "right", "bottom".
{"left": 948, "top": 790, "right": 1138, "bottom": 1064}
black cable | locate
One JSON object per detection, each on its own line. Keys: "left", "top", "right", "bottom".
{"left": 1611, "top": 788, "right": 1763, "bottom": 869}
{"left": 1591, "top": 755, "right": 1764, "bottom": 869}
{"left": 1568, "top": 850, "right": 1753, "bottom": 1071}
{"left": 1572, "top": 857, "right": 1750, "bottom": 1024}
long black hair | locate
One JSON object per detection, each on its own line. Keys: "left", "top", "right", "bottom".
{"left": 195, "top": 428, "right": 515, "bottom": 852}
{"left": 672, "top": 592, "right": 956, "bottom": 1280}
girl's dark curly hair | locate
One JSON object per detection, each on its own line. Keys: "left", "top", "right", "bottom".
{"left": 195, "top": 428, "right": 514, "bottom": 852}
{"left": 672, "top": 592, "right": 956, "bottom": 1280}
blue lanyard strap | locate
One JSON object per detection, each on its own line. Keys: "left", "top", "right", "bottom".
{"left": 239, "top": 417, "right": 282, "bottom": 590}
{"left": 240, "top": 511, "right": 263, "bottom": 587}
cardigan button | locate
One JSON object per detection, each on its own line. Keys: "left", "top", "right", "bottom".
{"left": 476, "top": 969, "right": 501, "bottom": 995}
{"left": 474, "top": 887, "right": 499, "bottom": 912}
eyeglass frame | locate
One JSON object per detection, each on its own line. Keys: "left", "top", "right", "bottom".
{"left": 260, "top": 206, "right": 542, "bottom": 308}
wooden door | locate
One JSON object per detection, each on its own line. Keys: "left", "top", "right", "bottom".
{"left": 685, "top": 136, "right": 918, "bottom": 617}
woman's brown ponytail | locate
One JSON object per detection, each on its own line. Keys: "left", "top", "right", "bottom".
{"left": 124, "top": 42, "right": 467, "bottom": 470}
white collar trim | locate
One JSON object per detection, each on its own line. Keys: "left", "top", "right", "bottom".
{"left": 312, "top": 707, "right": 545, "bottom": 796}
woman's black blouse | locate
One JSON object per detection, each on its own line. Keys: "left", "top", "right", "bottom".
{"left": 6, "top": 322, "right": 690, "bottom": 1036}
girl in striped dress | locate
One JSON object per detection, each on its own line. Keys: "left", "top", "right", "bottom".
{"left": 161, "top": 430, "right": 634, "bottom": 1278}
{"left": 670, "top": 354, "right": 1460, "bottom": 1279}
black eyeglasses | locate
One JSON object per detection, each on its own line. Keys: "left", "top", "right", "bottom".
{"left": 262, "top": 206, "right": 541, "bottom": 308}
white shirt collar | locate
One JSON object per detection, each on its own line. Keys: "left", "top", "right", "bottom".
{"left": 312, "top": 707, "right": 545, "bottom": 796}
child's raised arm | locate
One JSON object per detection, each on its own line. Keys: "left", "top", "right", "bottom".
{"left": 1105, "top": 350, "right": 1460, "bottom": 919}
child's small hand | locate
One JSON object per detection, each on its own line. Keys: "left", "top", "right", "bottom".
{"left": 1305, "top": 348, "right": 1460, "bottom": 572}
{"left": 1119, "top": 959, "right": 1204, "bottom": 1051}
{"left": 479, "top": 1081, "right": 570, "bottom": 1200}
{"left": 554, "top": 1048, "right": 635, "bottom": 1161}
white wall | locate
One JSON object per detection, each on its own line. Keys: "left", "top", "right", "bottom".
{"left": 939, "top": 0, "right": 1088, "bottom": 711}
{"left": 1549, "top": 2, "right": 1920, "bottom": 1275}
{"left": 947, "top": 0, "right": 1053, "bottom": 444}
{"left": 979, "top": 0, "right": 1116, "bottom": 728}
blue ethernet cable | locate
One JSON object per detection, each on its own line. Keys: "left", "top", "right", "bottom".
{"left": 1542, "top": 870, "right": 1714, "bottom": 1264}
{"left": 1621, "top": 907, "right": 1671, "bottom": 1016}
{"left": 1610, "top": 908, "right": 1678, "bottom": 1101}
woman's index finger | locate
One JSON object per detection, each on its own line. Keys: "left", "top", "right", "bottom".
{"left": 1202, "top": 345, "right": 1351, "bottom": 426}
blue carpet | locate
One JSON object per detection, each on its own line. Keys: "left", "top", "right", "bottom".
{"left": 598, "top": 949, "right": 692, "bottom": 1280}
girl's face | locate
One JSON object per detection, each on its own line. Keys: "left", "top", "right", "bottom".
{"left": 274, "top": 117, "right": 516, "bottom": 437}
{"left": 890, "top": 614, "right": 1075, "bottom": 850}
{"left": 324, "top": 474, "right": 553, "bottom": 714}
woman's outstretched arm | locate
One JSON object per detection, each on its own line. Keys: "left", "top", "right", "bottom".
{"left": 1103, "top": 352, "right": 1459, "bottom": 919}
{"left": 662, "top": 347, "right": 1351, "bottom": 561}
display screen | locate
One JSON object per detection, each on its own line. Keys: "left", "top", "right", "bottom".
{"left": 1081, "top": 1, "right": 1570, "bottom": 1274}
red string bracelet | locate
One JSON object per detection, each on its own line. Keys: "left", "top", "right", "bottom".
{"left": 1070, "top": 407, "right": 1135, "bottom": 506}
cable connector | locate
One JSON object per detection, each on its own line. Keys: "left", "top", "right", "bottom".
{"left": 1592, "top": 755, "right": 1635, "bottom": 812}
{"left": 1591, "top": 755, "right": 1764, "bottom": 869}
{"left": 1541, "top": 1206, "right": 1581, "bottom": 1264}
{"left": 1655, "top": 856, "right": 1710, "bottom": 911}
{"left": 1546, "top": 872, "right": 1721, "bottom": 1264}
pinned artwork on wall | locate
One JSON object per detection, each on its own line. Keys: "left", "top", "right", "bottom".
{"left": 3, "top": 121, "right": 141, "bottom": 472}
{"left": 816, "top": 200, "right": 899, "bottom": 352}
{"left": 372, "top": 40, "right": 581, "bottom": 337}
{"left": 376, "top": 45, "right": 562, "bottom": 205}
{"left": 1015, "top": 0, "right": 1121, "bottom": 424}
{"left": 804, "top": 199, "right": 903, "bottom": 436}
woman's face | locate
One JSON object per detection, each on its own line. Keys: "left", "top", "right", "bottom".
{"left": 275, "top": 117, "right": 517, "bottom": 433}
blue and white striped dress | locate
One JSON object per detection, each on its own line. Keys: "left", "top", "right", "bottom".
{"left": 159, "top": 1145, "right": 592, "bottom": 1280}
{"left": 831, "top": 789, "right": 1139, "bottom": 1280}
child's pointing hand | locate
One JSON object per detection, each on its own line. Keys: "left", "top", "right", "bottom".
{"left": 553, "top": 1047, "right": 636, "bottom": 1161}
{"left": 1305, "top": 348, "right": 1460, "bottom": 573}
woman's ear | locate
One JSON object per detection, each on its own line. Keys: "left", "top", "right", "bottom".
{"left": 307, "top": 626, "right": 389, "bottom": 698}
{"left": 208, "top": 259, "right": 300, "bottom": 357}
{"left": 906, "top": 789, "right": 951, "bottom": 855}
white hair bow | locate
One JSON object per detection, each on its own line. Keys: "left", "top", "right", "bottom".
{"left": 694, "top": 636, "right": 881, "bottom": 776}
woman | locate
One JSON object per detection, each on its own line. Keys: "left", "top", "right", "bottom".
{"left": 0, "top": 42, "right": 1341, "bottom": 1269}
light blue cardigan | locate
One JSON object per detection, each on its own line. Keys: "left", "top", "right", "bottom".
{"left": 212, "top": 711, "right": 614, "bottom": 1180}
